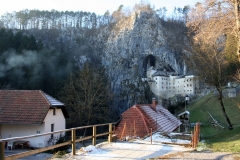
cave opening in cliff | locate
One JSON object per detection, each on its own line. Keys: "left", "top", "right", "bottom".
{"left": 143, "top": 54, "right": 156, "bottom": 75}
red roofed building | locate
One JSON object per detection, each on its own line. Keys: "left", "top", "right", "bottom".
{"left": 114, "top": 99, "right": 181, "bottom": 139}
{"left": 0, "top": 90, "right": 69, "bottom": 148}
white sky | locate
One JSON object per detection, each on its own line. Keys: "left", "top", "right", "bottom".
{"left": 0, "top": 0, "right": 198, "bottom": 16}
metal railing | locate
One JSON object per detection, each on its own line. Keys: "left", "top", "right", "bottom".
{"left": 0, "top": 123, "right": 114, "bottom": 160}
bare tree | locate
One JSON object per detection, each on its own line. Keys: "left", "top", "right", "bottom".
{"left": 60, "top": 63, "right": 113, "bottom": 136}
{"left": 187, "top": 0, "right": 240, "bottom": 60}
{"left": 188, "top": 30, "right": 234, "bottom": 129}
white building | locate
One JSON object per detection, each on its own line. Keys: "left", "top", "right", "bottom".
{"left": 0, "top": 90, "right": 69, "bottom": 149}
{"left": 146, "top": 67, "right": 200, "bottom": 98}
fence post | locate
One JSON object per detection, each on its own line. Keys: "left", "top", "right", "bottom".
{"left": 71, "top": 129, "right": 76, "bottom": 155}
{"left": 108, "top": 123, "right": 112, "bottom": 143}
{"left": 150, "top": 128, "right": 152, "bottom": 144}
{"left": 92, "top": 126, "right": 96, "bottom": 146}
{"left": 193, "top": 126, "right": 196, "bottom": 148}
{"left": 0, "top": 142, "right": 4, "bottom": 160}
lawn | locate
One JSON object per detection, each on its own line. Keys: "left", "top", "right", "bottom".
{"left": 186, "top": 93, "right": 240, "bottom": 153}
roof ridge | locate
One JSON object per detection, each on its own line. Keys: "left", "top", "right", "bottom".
{"left": 135, "top": 106, "right": 151, "bottom": 134}
{"left": 39, "top": 90, "right": 51, "bottom": 106}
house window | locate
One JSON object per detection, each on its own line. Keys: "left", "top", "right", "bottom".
{"left": 37, "top": 131, "right": 41, "bottom": 134}
{"left": 53, "top": 108, "right": 56, "bottom": 115}
{"left": 51, "top": 124, "right": 54, "bottom": 138}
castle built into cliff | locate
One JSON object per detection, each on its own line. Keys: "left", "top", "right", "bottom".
{"left": 144, "top": 66, "right": 200, "bottom": 98}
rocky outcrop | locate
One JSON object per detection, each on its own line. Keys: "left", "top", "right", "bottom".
{"left": 90, "top": 11, "right": 190, "bottom": 112}
{"left": 25, "top": 10, "right": 190, "bottom": 115}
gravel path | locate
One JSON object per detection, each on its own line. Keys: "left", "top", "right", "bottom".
{"left": 157, "top": 150, "right": 240, "bottom": 160}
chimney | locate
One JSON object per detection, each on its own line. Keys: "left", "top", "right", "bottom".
{"left": 152, "top": 98, "right": 157, "bottom": 111}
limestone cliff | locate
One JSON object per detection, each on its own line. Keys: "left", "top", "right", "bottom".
{"left": 87, "top": 10, "right": 190, "bottom": 113}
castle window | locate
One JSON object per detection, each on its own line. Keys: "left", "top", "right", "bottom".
{"left": 156, "top": 78, "right": 157, "bottom": 80}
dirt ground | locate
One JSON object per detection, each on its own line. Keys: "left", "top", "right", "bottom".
{"left": 156, "top": 150, "right": 240, "bottom": 160}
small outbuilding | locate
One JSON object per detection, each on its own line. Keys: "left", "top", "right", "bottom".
{"left": 114, "top": 99, "right": 181, "bottom": 140}
{"left": 178, "top": 111, "right": 190, "bottom": 132}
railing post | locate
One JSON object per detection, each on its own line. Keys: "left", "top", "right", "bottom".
{"left": 0, "top": 141, "right": 4, "bottom": 160}
{"left": 71, "top": 129, "right": 76, "bottom": 155}
{"left": 92, "top": 126, "right": 96, "bottom": 146}
{"left": 150, "top": 128, "right": 152, "bottom": 144}
{"left": 108, "top": 123, "right": 112, "bottom": 143}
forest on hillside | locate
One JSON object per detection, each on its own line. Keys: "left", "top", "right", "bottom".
{"left": 0, "top": 2, "right": 191, "bottom": 129}
{"left": 2, "top": 0, "right": 239, "bottom": 132}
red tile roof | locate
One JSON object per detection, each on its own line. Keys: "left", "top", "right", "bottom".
{"left": 114, "top": 104, "right": 181, "bottom": 139}
{"left": 0, "top": 90, "right": 67, "bottom": 125}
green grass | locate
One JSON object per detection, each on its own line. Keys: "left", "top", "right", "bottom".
{"left": 187, "top": 93, "right": 240, "bottom": 153}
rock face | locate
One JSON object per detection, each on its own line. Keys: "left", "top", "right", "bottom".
{"left": 25, "top": 10, "right": 190, "bottom": 115}
{"left": 90, "top": 11, "right": 189, "bottom": 113}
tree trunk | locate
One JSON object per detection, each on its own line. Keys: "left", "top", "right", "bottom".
{"left": 218, "top": 89, "right": 233, "bottom": 130}
{"left": 234, "top": 0, "right": 240, "bottom": 61}
{"left": 82, "top": 120, "right": 90, "bottom": 146}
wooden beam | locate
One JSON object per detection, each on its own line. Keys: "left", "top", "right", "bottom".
{"left": 71, "top": 129, "right": 76, "bottom": 155}
{"left": 5, "top": 141, "right": 71, "bottom": 160}
{"left": 2, "top": 122, "right": 116, "bottom": 159}
{"left": 108, "top": 123, "right": 112, "bottom": 143}
{"left": 0, "top": 142, "right": 4, "bottom": 160}
{"left": 92, "top": 126, "right": 96, "bottom": 146}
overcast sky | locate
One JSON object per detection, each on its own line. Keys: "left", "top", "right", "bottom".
{"left": 0, "top": 0, "right": 198, "bottom": 16}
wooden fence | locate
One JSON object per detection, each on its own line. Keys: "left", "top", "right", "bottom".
{"left": 0, "top": 123, "right": 114, "bottom": 160}
{"left": 192, "top": 122, "right": 200, "bottom": 149}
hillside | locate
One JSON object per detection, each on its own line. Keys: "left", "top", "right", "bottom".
{"left": 0, "top": 7, "right": 191, "bottom": 118}
{"left": 187, "top": 93, "right": 240, "bottom": 152}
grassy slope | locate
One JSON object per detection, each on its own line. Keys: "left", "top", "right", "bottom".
{"left": 187, "top": 93, "right": 240, "bottom": 153}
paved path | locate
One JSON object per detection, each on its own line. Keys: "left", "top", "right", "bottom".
{"left": 61, "top": 140, "right": 193, "bottom": 160}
